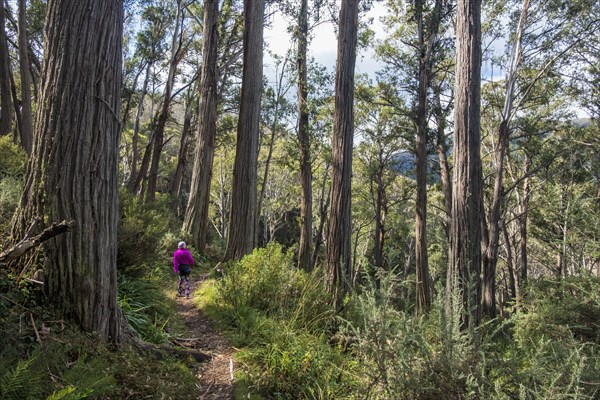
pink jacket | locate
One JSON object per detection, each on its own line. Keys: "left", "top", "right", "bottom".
{"left": 173, "top": 248, "right": 195, "bottom": 273}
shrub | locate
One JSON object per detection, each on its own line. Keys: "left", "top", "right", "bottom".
{"left": 237, "top": 325, "right": 359, "bottom": 399}
{"left": 218, "top": 243, "right": 335, "bottom": 334}
{"left": 117, "top": 190, "right": 182, "bottom": 274}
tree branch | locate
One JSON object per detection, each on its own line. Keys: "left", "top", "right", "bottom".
{"left": 0, "top": 220, "right": 76, "bottom": 264}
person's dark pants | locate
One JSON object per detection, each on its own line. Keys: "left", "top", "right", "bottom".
{"left": 178, "top": 265, "right": 191, "bottom": 297}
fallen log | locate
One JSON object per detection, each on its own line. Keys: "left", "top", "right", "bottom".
{"left": 0, "top": 220, "right": 75, "bottom": 264}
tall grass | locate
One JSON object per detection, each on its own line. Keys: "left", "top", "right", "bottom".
{"left": 117, "top": 273, "right": 174, "bottom": 343}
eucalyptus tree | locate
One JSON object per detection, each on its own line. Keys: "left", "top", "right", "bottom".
{"left": 325, "top": 0, "right": 360, "bottom": 306}
{"left": 376, "top": 0, "right": 454, "bottom": 314}
{"left": 184, "top": 0, "right": 219, "bottom": 250}
{"left": 256, "top": 53, "right": 295, "bottom": 247}
{"left": 480, "top": 0, "right": 600, "bottom": 317}
{"left": 276, "top": 0, "right": 331, "bottom": 271}
{"left": 296, "top": 0, "right": 313, "bottom": 271}
{"left": 355, "top": 84, "right": 409, "bottom": 281}
{"left": 0, "top": 4, "right": 12, "bottom": 137}
{"left": 145, "top": 0, "right": 186, "bottom": 203}
{"left": 446, "top": 0, "right": 483, "bottom": 330}
{"left": 126, "top": 0, "right": 173, "bottom": 193}
{"left": 12, "top": 0, "right": 124, "bottom": 342}
{"left": 17, "top": 0, "right": 33, "bottom": 154}
{"left": 224, "top": 0, "right": 265, "bottom": 260}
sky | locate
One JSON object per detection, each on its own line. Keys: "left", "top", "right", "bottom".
{"left": 263, "top": 1, "right": 507, "bottom": 87}
{"left": 263, "top": 2, "right": 389, "bottom": 85}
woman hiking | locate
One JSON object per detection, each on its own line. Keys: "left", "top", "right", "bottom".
{"left": 173, "top": 241, "right": 195, "bottom": 298}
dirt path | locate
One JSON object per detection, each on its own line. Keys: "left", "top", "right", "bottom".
{"left": 175, "top": 273, "right": 234, "bottom": 399}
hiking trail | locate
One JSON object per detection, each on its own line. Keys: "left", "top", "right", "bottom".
{"left": 174, "top": 273, "right": 234, "bottom": 399}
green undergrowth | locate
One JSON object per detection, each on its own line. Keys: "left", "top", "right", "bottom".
{"left": 195, "top": 243, "right": 600, "bottom": 399}
{"left": 0, "top": 328, "right": 197, "bottom": 399}
{"left": 196, "top": 243, "right": 361, "bottom": 399}
{"left": 0, "top": 276, "right": 198, "bottom": 400}
{"left": 0, "top": 189, "right": 205, "bottom": 399}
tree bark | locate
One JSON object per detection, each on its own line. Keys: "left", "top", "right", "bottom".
{"left": 446, "top": 0, "right": 483, "bottom": 330}
{"left": 17, "top": 0, "right": 33, "bottom": 154}
{"left": 325, "top": 0, "right": 359, "bottom": 307}
{"left": 184, "top": 0, "right": 219, "bottom": 251}
{"left": 0, "top": 3, "right": 13, "bottom": 137}
{"left": 223, "top": 0, "right": 265, "bottom": 261}
{"left": 373, "top": 162, "right": 384, "bottom": 273}
{"left": 11, "top": 0, "right": 124, "bottom": 343}
{"left": 297, "top": 0, "right": 313, "bottom": 272}
{"left": 414, "top": 0, "right": 432, "bottom": 315}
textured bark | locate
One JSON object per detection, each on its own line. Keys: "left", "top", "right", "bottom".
{"left": 446, "top": 0, "right": 483, "bottom": 330}
{"left": 414, "top": 0, "right": 431, "bottom": 315}
{"left": 183, "top": 0, "right": 219, "bottom": 251}
{"left": 325, "top": 0, "right": 359, "bottom": 306}
{"left": 17, "top": 0, "right": 33, "bottom": 154}
{"left": 297, "top": 0, "right": 313, "bottom": 272}
{"left": 11, "top": 0, "right": 123, "bottom": 342}
{"left": 0, "top": 4, "right": 12, "bottom": 137}
{"left": 223, "top": 0, "right": 264, "bottom": 261}
{"left": 146, "top": 0, "right": 184, "bottom": 203}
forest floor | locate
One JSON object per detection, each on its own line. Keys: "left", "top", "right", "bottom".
{"left": 174, "top": 273, "right": 235, "bottom": 400}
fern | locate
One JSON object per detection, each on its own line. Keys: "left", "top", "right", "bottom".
{"left": 46, "top": 386, "right": 92, "bottom": 400}
{"left": 0, "top": 357, "right": 42, "bottom": 400}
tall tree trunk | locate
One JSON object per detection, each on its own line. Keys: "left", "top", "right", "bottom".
{"left": 297, "top": 0, "right": 313, "bottom": 272}
{"left": 127, "top": 61, "right": 151, "bottom": 193}
{"left": 482, "top": 0, "right": 529, "bottom": 319}
{"left": 433, "top": 82, "right": 452, "bottom": 236}
{"left": 146, "top": 0, "right": 184, "bottom": 203}
{"left": 8, "top": 66, "right": 22, "bottom": 144}
{"left": 311, "top": 162, "right": 330, "bottom": 270}
{"left": 446, "top": 0, "right": 483, "bottom": 330}
{"left": 184, "top": 0, "right": 219, "bottom": 251}
{"left": 325, "top": 0, "right": 359, "bottom": 306}
{"left": 518, "top": 159, "right": 530, "bottom": 287}
{"left": 170, "top": 89, "right": 194, "bottom": 216}
{"left": 223, "top": 0, "right": 265, "bottom": 261}
{"left": 12, "top": 0, "right": 123, "bottom": 343}
{"left": 415, "top": 0, "right": 432, "bottom": 315}
{"left": 373, "top": 163, "right": 384, "bottom": 273}
{"left": 0, "top": 3, "right": 13, "bottom": 137}
{"left": 502, "top": 222, "right": 517, "bottom": 300}
{"left": 17, "top": 0, "right": 33, "bottom": 154}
